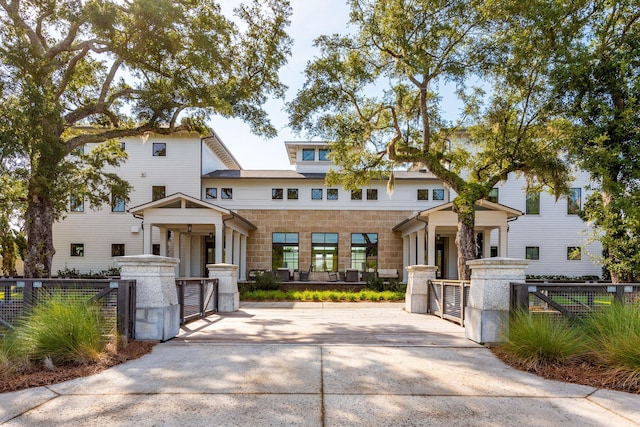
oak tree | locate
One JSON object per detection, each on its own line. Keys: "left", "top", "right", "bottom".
{"left": 0, "top": 0, "right": 292, "bottom": 277}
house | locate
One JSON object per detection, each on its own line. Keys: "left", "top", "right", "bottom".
{"left": 51, "top": 130, "right": 602, "bottom": 281}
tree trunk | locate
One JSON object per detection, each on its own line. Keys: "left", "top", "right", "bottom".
{"left": 454, "top": 200, "right": 477, "bottom": 280}
{"left": 23, "top": 194, "right": 56, "bottom": 278}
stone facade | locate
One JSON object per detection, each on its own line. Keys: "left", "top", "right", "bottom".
{"left": 238, "top": 209, "right": 411, "bottom": 273}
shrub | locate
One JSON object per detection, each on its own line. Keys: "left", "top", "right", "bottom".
{"left": 501, "top": 309, "right": 587, "bottom": 368}
{"left": 583, "top": 303, "right": 640, "bottom": 379}
{"left": 13, "top": 294, "right": 108, "bottom": 365}
{"left": 366, "top": 275, "right": 385, "bottom": 292}
{"left": 253, "top": 271, "right": 281, "bottom": 291}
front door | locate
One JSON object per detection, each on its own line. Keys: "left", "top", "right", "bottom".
{"left": 435, "top": 237, "right": 446, "bottom": 279}
{"left": 203, "top": 235, "right": 215, "bottom": 274}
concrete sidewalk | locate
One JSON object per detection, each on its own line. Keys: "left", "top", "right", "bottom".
{"left": 1, "top": 302, "right": 639, "bottom": 426}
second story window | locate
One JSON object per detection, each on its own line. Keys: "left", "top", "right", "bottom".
{"left": 319, "top": 148, "right": 330, "bottom": 161}
{"left": 526, "top": 191, "right": 540, "bottom": 215}
{"left": 433, "top": 189, "right": 445, "bottom": 201}
{"left": 287, "top": 188, "right": 299, "bottom": 200}
{"left": 221, "top": 188, "right": 233, "bottom": 199}
{"left": 111, "top": 194, "right": 125, "bottom": 212}
{"left": 302, "top": 148, "right": 315, "bottom": 161}
{"left": 488, "top": 188, "right": 499, "bottom": 203}
{"left": 272, "top": 188, "right": 283, "bottom": 200}
{"left": 205, "top": 188, "right": 217, "bottom": 199}
{"left": 366, "top": 189, "right": 378, "bottom": 201}
{"left": 312, "top": 188, "right": 323, "bottom": 200}
{"left": 152, "top": 186, "right": 166, "bottom": 201}
{"left": 417, "top": 189, "right": 429, "bottom": 201}
{"left": 568, "top": 188, "right": 581, "bottom": 215}
{"left": 153, "top": 142, "right": 166, "bottom": 156}
{"left": 70, "top": 195, "right": 84, "bottom": 212}
{"left": 327, "top": 188, "right": 338, "bottom": 200}
{"left": 351, "top": 189, "right": 362, "bottom": 200}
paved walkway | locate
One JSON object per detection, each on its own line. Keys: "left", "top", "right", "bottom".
{"left": 1, "top": 302, "right": 639, "bottom": 426}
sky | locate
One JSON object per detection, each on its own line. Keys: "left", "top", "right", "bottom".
{"left": 213, "top": 0, "right": 353, "bottom": 170}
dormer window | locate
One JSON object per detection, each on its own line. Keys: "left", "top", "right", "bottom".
{"left": 319, "top": 148, "right": 330, "bottom": 161}
{"left": 302, "top": 148, "right": 315, "bottom": 161}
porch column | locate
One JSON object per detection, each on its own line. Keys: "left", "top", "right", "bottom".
{"left": 417, "top": 229, "right": 426, "bottom": 265}
{"left": 239, "top": 234, "right": 247, "bottom": 281}
{"left": 427, "top": 224, "right": 437, "bottom": 266}
{"left": 184, "top": 234, "right": 192, "bottom": 278}
{"left": 405, "top": 265, "right": 438, "bottom": 313}
{"left": 465, "top": 258, "right": 528, "bottom": 344}
{"left": 143, "top": 222, "right": 153, "bottom": 254}
{"left": 409, "top": 232, "right": 417, "bottom": 266}
{"left": 499, "top": 225, "right": 508, "bottom": 257}
{"left": 117, "top": 255, "right": 180, "bottom": 341}
{"left": 173, "top": 232, "right": 181, "bottom": 277}
{"left": 483, "top": 229, "right": 491, "bottom": 259}
{"left": 402, "top": 235, "right": 410, "bottom": 283}
{"left": 224, "top": 227, "right": 233, "bottom": 263}
{"left": 215, "top": 224, "right": 224, "bottom": 264}
{"left": 159, "top": 227, "right": 168, "bottom": 257}
{"left": 233, "top": 231, "right": 241, "bottom": 270}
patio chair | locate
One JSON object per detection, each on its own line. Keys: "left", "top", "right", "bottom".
{"left": 299, "top": 263, "right": 312, "bottom": 281}
{"left": 328, "top": 271, "right": 338, "bottom": 282}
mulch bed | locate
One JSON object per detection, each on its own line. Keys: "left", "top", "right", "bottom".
{"left": 491, "top": 347, "right": 640, "bottom": 394}
{"left": 1, "top": 340, "right": 157, "bottom": 394}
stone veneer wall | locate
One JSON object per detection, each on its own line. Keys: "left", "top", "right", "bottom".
{"left": 237, "top": 209, "right": 412, "bottom": 274}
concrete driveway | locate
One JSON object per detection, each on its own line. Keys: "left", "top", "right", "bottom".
{"left": 1, "top": 302, "right": 639, "bottom": 426}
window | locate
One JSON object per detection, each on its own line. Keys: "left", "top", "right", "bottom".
{"left": 287, "top": 188, "right": 298, "bottom": 200}
{"left": 351, "top": 233, "right": 378, "bottom": 270}
{"left": 311, "top": 188, "right": 323, "bottom": 200}
{"left": 351, "top": 189, "right": 362, "bottom": 200}
{"left": 70, "top": 243, "right": 84, "bottom": 257}
{"left": 302, "top": 148, "right": 315, "bottom": 161}
{"left": 205, "top": 188, "right": 217, "bottom": 199}
{"left": 568, "top": 188, "right": 581, "bottom": 215}
{"left": 111, "top": 243, "right": 125, "bottom": 257}
{"left": 272, "top": 188, "right": 283, "bottom": 200}
{"left": 488, "top": 188, "right": 499, "bottom": 203}
{"left": 567, "top": 246, "right": 582, "bottom": 260}
{"left": 70, "top": 195, "right": 84, "bottom": 212}
{"left": 120, "top": 142, "right": 126, "bottom": 151}
{"left": 111, "top": 194, "right": 125, "bottom": 212}
{"left": 312, "top": 233, "right": 338, "bottom": 272}
{"left": 327, "top": 188, "right": 338, "bottom": 200}
{"left": 152, "top": 186, "right": 166, "bottom": 201}
{"left": 525, "top": 246, "right": 539, "bottom": 260}
{"left": 152, "top": 244, "right": 160, "bottom": 256}
{"left": 417, "top": 189, "right": 429, "bottom": 201}
{"left": 526, "top": 191, "right": 540, "bottom": 215}
{"left": 491, "top": 246, "right": 498, "bottom": 257}
{"left": 272, "top": 233, "right": 299, "bottom": 270}
{"left": 221, "top": 188, "right": 232, "bottom": 199}
{"left": 366, "top": 189, "right": 378, "bottom": 200}
{"left": 153, "top": 143, "right": 166, "bottom": 156}
{"left": 319, "top": 148, "right": 330, "bottom": 161}
{"left": 74, "top": 145, "right": 84, "bottom": 155}
{"left": 433, "top": 189, "right": 445, "bottom": 201}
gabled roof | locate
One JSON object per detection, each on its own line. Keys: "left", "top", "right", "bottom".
{"left": 203, "top": 130, "right": 242, "bottom": 170}
{"left": 128, "top": 192, "right": 256, "bottom": 230}
{"left": 393, "top": 199, "right": 523, "bottom": 231}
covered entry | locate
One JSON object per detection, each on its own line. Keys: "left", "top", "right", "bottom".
{"left": 129, "top": 193, "right": 256, "bottom": 279}
{"left": 393, "top": 200, "right": 522, "bottom": 281}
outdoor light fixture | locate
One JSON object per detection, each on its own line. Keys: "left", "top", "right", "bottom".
{"left": 187, "top": 224, "right": 192, "bottom": 233}
{"left": 209, "top": 232, "right": 214, "bottom": 240}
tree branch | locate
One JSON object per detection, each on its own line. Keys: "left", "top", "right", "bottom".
{"left": 65, "top": 123, "right": 194, "bottom": 151}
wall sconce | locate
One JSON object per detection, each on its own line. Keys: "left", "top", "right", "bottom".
{"left": 187, "top": 224, "right": 192, "bottom": 233}
{"left": 209, "top": 232, "right": 214, "bottom": 240}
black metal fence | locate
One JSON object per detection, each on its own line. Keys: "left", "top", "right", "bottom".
{"left": 0, "top": 278, "right": 136, "bottom": 340}
{"left": 428, "top": 279, "right": 471, "bottom": 326}
{"left": 511, "top": 282, "right": 640, "bottom": 319}
{"left": 175, "top": 278, "right": 218, "bottom": 325}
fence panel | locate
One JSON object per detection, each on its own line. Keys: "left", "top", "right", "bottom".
{"left": 0, "top": 279, "right": 136, "bottom": 340}
{"left": 428, "top": 280, "right": 470, "bottom": 326}
{"left": 175, "top": 278, "right": 218, "bottom": 325}
{"left": 511, "top": 282, "right": 640, "bottom": 320}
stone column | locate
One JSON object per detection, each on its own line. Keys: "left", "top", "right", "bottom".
{"left": 117, "top": 254, "right": 180, "bottom": 341}
{"left": 465, "top": 258, "right": 528, "bottom": 344}
{"left": 207, "top": 263, "right": 239, "bottom": 312}
{"left": 405, "top": 265, "right": 438, "bottom": 313}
